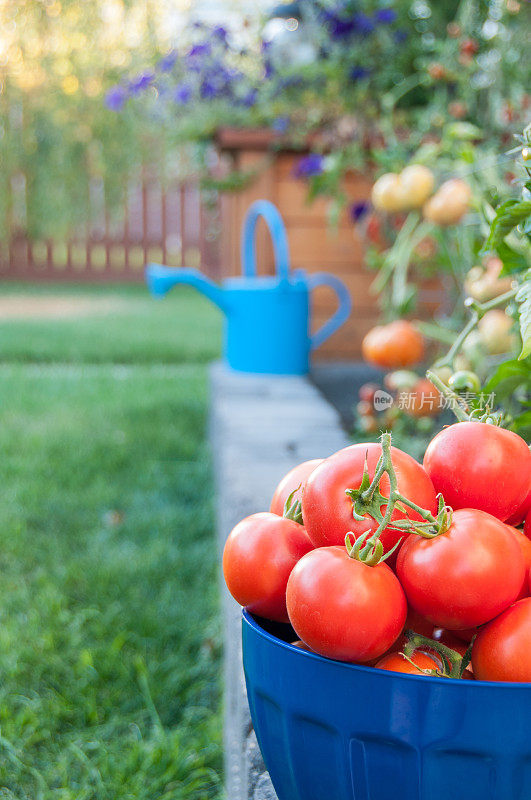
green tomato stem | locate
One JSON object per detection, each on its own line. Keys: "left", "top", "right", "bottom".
{"left": 433, "top": 286, "right": 519, "bottom": 371}
{"left": 403, "top": 631, "right": 466, "bottom": 680}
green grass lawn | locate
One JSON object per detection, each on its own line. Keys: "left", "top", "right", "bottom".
{"left": 0, "top": 285, "right": 223, "bottom": 799}
{"left": 0, "top": 284, "right": 222, "bottom": 364}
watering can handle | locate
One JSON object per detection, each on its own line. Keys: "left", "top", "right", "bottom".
{"left": 307, "top": 273, "right": 352, "bottom": 350}
{"left": 241, "top": 200, "right": 290, "bottom": 281}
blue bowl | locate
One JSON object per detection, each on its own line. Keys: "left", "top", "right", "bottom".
{"left": 242, "top": 610, "right": 531, "bottom": 800}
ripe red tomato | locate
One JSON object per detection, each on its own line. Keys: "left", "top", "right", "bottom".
{"left": 222, "top": 512, "right": 313, "bottom": 623}
{"left": 472, "top": 598, "right": 531, "bottom": 682}
{"left": 451, "top": 626, "right": 481, "bottom": 643}
{"left": 423, "top": 421, "right": 531, "bottom": 522}
{"left": 375, "top": 650, "right": 441, "bottom": 675}
{"left": 362, "top": 320, "right": 425, "bottom": 369}
{"left": 396, "top": 509, "right": 525, "bottom": 629}
{"left": 526, "top": 508, "right": 531, "bottom": 538}
{"left": 269, "top": 459, "right": 323, "bottom": 517}
{"left": 286, "top": 546, "right": 407, "bottom": 663}
{"left": 505, "top": 487, "right": 531, "bottom": 526}
{"left": 507, "top": 525, "right": 531, "bottom": 600}
{"left": 301, "top": 443, "right": 437, "bottom": 555}
{"left": 405, "top": 608, "right": 435, "bottom": 638}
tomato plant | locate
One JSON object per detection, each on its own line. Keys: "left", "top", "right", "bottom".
{"left": 222, "top": 512, "right": 313, "bottom": 623}
{"left": 301, "top": 441, "right": 437, "bottom": 555}
{"left": 286, "top": 546, "right": 407, "bottom": 663}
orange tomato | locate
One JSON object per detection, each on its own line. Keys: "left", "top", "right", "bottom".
{"left": 362, "top": 320, "right": 425, "bottom": 369}
{"left": 375, "top": 650, "right": 442, "bottom": 675}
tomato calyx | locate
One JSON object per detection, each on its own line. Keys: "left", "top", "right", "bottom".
{"left": 282, "top": 487, "right": 304, "bottom": 525}
{"left": 427, "top": 368, "right": 506, "bottom": 426}
{"left": 345, "top": 529, "right": 402, "bottom": 567}
{"left": 402, "top": 629, "right": 474, "bottom": 679}
{"left": 345, "top": 433, "right": 452, "bottom": 545}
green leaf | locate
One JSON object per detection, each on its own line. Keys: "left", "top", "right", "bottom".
{"left": 486, "top": 199, "right": 531, "bottom": 250}
{"left": 495, "top": 241, "right": 529, "bottom": 274}
{"left": 516, "top": 273, "right": 531, "bottom": 359}
{"left": 484, "top": 357, "right": 531, "bottom": 396}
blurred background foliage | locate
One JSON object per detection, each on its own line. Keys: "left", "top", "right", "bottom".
{"left": 0, "top": 0, "right": 529, "bottom": 240}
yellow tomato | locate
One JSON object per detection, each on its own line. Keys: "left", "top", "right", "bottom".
{"left": 423, "top": 179, "right": 471, "bottom": 225}
{"left": 478, "top": 310, "right": 518, "bottom": 355}
{"left": 371, "top": 173, "right": 408, "bottom": 212}
{"left": 399, "top": 165, "right": 435, "bottom": 207}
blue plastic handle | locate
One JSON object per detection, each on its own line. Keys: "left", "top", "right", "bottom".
{"left": 241, "top": 200, "right": 290, "bottom": 281}
{"left": 307, "top": 272, "right": 352, "bottom": 349}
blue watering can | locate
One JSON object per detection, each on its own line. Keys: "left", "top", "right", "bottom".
{"left": 145, "top": 200, "right": 352, "bottom": 375}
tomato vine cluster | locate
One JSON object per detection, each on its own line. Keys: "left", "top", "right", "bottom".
{"left": 223, "top": 421, "right": 531, "bottom": 683}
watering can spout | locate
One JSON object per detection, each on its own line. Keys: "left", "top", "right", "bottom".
{"left": 145, "top": 264, "right": 228, "bottom": 311}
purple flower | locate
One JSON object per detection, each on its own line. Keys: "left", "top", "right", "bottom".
{"left": 394, "top": 29, "right": 408, "bottom": 43}
{"left": 187, "top": 42, "right": 211, "bottom": 59}
{"left": 350, "top": 201, "right": 370, "bottom": 222}
{"left": 157, "top": 51, "right": 178, "bottom": 72}
{"left": 212, "top": 26, "right": 228, "bottom": 42}
{"left": 128, "top": 71, "right": 154, "bottom": 94}
{"left": 241, "top": 88, "right": 258, "bottom": 107}
{"left": 353, "top": 13, "right": 375, "bottom": 35}
{"left": 174, "top": 83, "right": 192, "bottom": 104}
{"left": 105, "top": 85, "right": 127, "bottom": 111}
{"left": 200, "top": 78, "right": 220, "bottom": 99}
{"left": 293, "top": 154, "right": 324, "bottom": 179}
{"left": 272, "top": 117, "right": 289, "bottom": 133}
{"left": 324, "top": 14, "right": 358, "bottom": 39}
{"left": 264, "top": 60, "right": 274, "bottom": 79}
{"left": 322, "top": 9, "right": 376, "bottom": 39}
{"left": 350, "top": 66, "right": 371, "bottom": 81}
{"left": 375, "top": 8, "right": 397, "bottom": 24}
{"left": 185, "top": 42, "right": 212, "bottom": 72}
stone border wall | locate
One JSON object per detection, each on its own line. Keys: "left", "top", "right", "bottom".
{"left": 210, "top": 363, "right": 349, "bottom": 799}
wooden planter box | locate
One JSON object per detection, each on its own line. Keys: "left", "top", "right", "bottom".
{"left": 217, "top": 128, "right": 444, "bottom": 361}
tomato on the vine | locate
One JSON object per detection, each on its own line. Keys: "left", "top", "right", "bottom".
{"left": 423, "top": 421, "right": 531, "bottom": 522}
{"left": 375, "top": 650, "right": 441, "bottom": 675}
{"left": 286, "top": 546, "right": 407, "bottom": 663}
{"left": 362, "top": 320, "right": 425, "bottom": 369}
{"left": 301, "top": 442, "right": 437, "bottom": 555}
{"left": 423, "top": 178, "right": 471, "bottom": 226}
{"left": 269, "top": 459, "right": 323, "bottom": 517}
{"left": 222, "top": 512, "right": 313, "bottom": 623}
{"left": 396, "top": 509, "right": 525, "bottom": 630}
{"left": 448, "top": 370, "right": 481, "bottom": 394}
{"left": 472, "top": 598, "right": 531, "bottom": 682}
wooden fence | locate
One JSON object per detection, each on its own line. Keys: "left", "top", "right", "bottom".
{"left": 0, "top": 179, "right": 221, "bottom": 283}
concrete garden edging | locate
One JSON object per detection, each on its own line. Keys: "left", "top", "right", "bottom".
{"left": 210, "top": 362, "right": 349, "bottom": 800}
